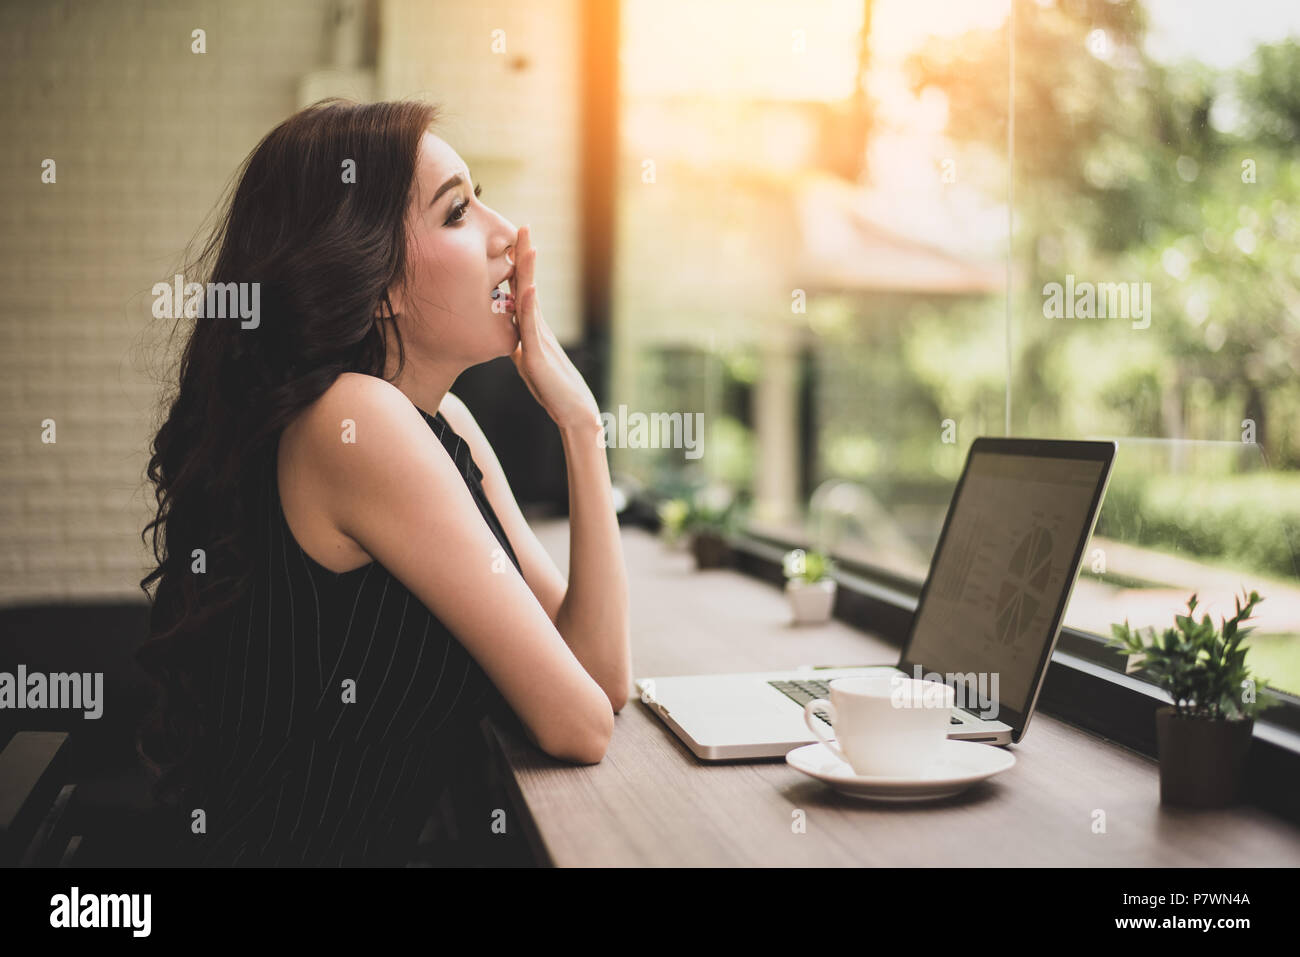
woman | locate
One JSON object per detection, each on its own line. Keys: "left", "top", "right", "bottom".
{"left": 138, "top": 99, "right": 631, "bottom": 867}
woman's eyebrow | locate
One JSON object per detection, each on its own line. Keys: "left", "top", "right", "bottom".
{"left": 429, "top": 169, "right": 472, "bottom": 206}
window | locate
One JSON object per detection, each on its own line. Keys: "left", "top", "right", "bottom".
{"left": 611, "top": 0, "right": 1300, "bottom": 702}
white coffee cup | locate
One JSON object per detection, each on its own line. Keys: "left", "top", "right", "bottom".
{"left": 803, "top": 675, "right": 955, "bottom": 777}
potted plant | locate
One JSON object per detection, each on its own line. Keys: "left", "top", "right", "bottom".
{"left": 782, "top": 548, "right": 837, "bottom": 625}
{"left": 684, "top": 484, "right": 739, "bottom": 570}
{"left": 1106, "top": 589, "right": 1273, "bottom": 808}
{"left": 656, "top": 498, "right": 691, "bottom": 549}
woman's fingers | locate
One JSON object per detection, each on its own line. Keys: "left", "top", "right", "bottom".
{"left": 512, "top": 228, "right": 543, "bottom": 355}
{"left": 507, "top": 225, "right": 529, "bottom": 300}
{"left": 520, "top": 282, "right": 544, "bottom": 355}
{"left": 510, "top": 227, "right": 571, "bottom": 398}
{"left": 516, "top": 225, "right": 534, "bottom": 294}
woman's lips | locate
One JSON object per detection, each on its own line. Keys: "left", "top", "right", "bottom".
{"left": 490, "top": 287, "right": 516, "bottom": 312}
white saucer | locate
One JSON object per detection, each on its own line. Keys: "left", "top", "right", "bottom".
{"left": 786, "top": 740, "right": 1016, "bottom": 802}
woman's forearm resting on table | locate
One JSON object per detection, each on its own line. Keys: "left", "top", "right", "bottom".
{"left": 554, "top": 415, "right": 632, "bottom": 713}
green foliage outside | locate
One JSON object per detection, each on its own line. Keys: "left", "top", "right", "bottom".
{"left": 1097, "top": 473, "right": 1300, "bottom": 581}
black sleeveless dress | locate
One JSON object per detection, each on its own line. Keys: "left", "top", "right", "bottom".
{"left": 166, "top": 406, "right": 527, "bottom": 867}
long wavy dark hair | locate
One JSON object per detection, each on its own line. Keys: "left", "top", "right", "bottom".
{"left": 137, "top": 98, "right": 437, "bottom": 806}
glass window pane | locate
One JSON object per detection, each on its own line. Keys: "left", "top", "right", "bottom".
{"left": 613, "top": 0, "right": 1300, "bottom": 699}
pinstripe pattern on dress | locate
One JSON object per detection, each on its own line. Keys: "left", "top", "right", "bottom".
{"left": 178, "top": 408, "right": 524, "bottom": 867}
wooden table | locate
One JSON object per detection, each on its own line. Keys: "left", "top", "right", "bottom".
{"left": 484, "top": 523, "right": 1300, "bottom": 867}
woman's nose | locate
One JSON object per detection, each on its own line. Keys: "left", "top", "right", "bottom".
{"left": 497, "top": 222, "right": 519, "bottom": 261}
{"left": 493, "top": 219, "right": 514, "bottom": 254}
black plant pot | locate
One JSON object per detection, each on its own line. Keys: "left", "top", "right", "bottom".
{"left": 1154, "top": 706, "right": 1254, "bottom": 808}
{"left": 690, "top": 531, "right": 729, "bottom": 570}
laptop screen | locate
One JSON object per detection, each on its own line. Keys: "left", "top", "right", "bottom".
{"left": 901, "top": 447, "right": 1108, "bottom": 729}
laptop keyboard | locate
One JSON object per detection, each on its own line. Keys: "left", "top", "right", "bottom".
{"left": 768, "top": 679, "right": 964, "bottom": 726}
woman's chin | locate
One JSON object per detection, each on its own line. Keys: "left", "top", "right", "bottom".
{"left": 486, "top": 301, "right": 519, "bottom": 345}
{"left": 492, "top": 314, "right": 520, "bottom": 357}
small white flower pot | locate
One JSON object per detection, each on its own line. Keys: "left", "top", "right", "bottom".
{"left": 786, "top": 578, "right": 837, "bottom": 625}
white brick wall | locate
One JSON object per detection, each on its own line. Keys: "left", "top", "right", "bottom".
{"left": 0, "top": 0, "right": 582, "bottom": 603}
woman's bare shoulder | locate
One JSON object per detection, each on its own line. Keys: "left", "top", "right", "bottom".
{"left": 286, "top": 373, "right": 412, "bottom": 444}
{"left": 278, "top": 374, "right": 414, "bottom": 571}
{"left": 317, "top": 371, "right": 408, "bottom": 415}
{"left": 282, "top": 372, "right": 440, "bottom": 507}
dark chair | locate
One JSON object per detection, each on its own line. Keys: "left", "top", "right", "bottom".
{"left": 0, "top": 602, "right": 173, "bottom": 866}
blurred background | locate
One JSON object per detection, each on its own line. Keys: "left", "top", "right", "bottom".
{"left": 0, "top": 0, "right": 1297, "bottom": 744}
{"left": 607, "top": 0, "right": 1300, "bottom": 698}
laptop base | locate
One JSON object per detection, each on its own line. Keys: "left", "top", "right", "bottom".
{"left": 636, "top": 667, "right": 1013, "bottom": 761}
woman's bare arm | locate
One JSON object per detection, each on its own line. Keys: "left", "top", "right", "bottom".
{"left": 552, "top": 416, "right": 631, "bottom": 713}
{"left": 437, "top": 393, "right": 567, "bottom": 625}
{"left": 496, "top": 225, "right": 632, "bottom": 713}
{"left": 439, "top": 392, "right": 630, "bottom": 713}
{"left": 306, "top": 373, "right": 614, "bottom": 763}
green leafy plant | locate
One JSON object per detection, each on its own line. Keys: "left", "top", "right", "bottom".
{"left": 685, "top": 502, "right": 737, "bottom": 536}
{"left": 682, "top": 485, "right": 742, "bottom": 537}
{"left": 782, "top": 548, "right": 836, "bottom": 584}
{"left": 1105, "top": 589, "right": 1275, "bottom": 720}
{"left": 653, "top": 483, "right": 747, "bottom": 547}
{"left": 656, "top": 498, "right": 690, "bottom": 544}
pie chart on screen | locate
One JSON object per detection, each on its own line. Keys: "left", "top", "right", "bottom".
{"left": 994, "top": 525, "right": 1053, "bottom": 646}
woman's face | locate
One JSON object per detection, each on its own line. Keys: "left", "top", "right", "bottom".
{"left": 387, "top": 131, "right": 520, "bottom": 364}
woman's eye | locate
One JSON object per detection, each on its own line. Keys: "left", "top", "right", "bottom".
{"left": 446, "top": 184, "right": 483, "bottom": 226}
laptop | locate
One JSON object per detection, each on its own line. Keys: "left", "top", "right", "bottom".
{"left": 636, "top": 437, "right": 1117, "bottom": 760}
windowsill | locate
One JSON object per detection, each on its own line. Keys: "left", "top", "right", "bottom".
{"left": 654, "top": 516, "right": 1300, "bottom": 827}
